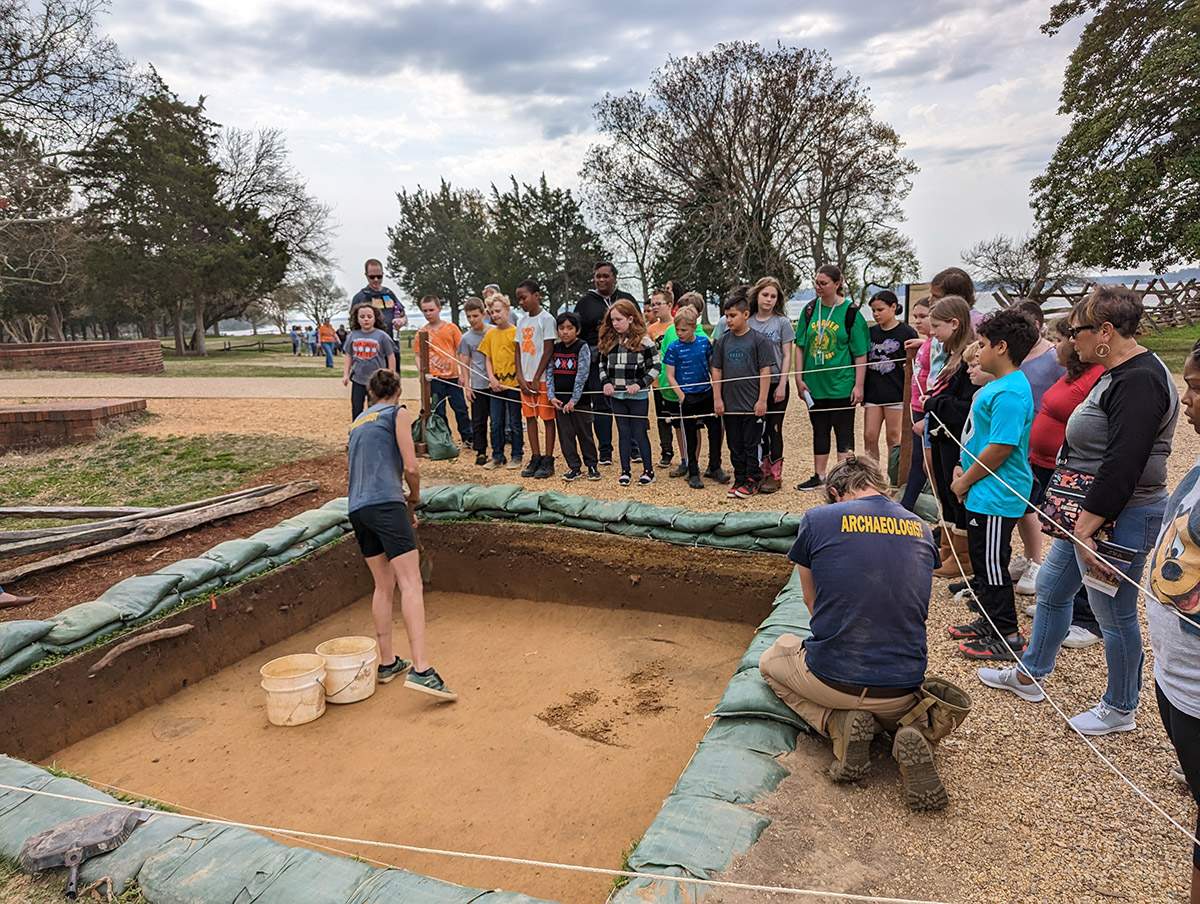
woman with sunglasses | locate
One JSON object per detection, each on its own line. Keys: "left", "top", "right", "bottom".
{"left": 978, "top": 286, "right": 1178, "bottom": 736}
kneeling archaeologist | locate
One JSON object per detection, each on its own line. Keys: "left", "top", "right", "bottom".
{"left": 759, "top": 455, "right": 970, "bottom": 810}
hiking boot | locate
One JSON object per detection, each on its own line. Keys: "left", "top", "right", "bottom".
{"left": 1015, "top": 561, "right": 1040, "bottom": 595}
{"left": 377, "top": 656, "right": 412, "bottom": 684}
{"left": 758, "top": 464, "right": 781, "bottom": 494}
{"left": 958, "top": 633, "right": 1027, "bottom": 661}
{"left": 687, "top": 474, "right": 704, "bottom": 489}
{"left": 521, "top": 456, "right": 541, "bottom": 477}
{"left": 1063, "top": 624, "right": 1103, "bottom": 648}
{"left": 506, "top": 457, "right": 523, "bottom": 470}
{"left": 639, "top": 470, "right": 655, "bottom": 485}
{"left": 483, "top": 458, "right": 505, "bottom": 471}
{"left": 826, "top": 709, "right": 879, "bottom": 782}
{"left": 404, "top": 668, "right": 458, "bottom": 701}
{"left": 562, "top": 468, "right": 582, "bottom": 482}
{"left": 618, "top": 472, "right": 631, "bottom": 486}
{"left": 704, "top": 466, "right": 731, "bottom": 484}
{"left": 977, "top": 666, "right": 1045, "bottom": 703}
{"left": 669, "top": 462, "right": 689, "bottom": 478}
{"left": 658, "top": 452, "right": 673, "bottom": 468}
{"left": 587, "top": 465, "right": 602, "bottom": 481}
{"left": 734, "top": 480, "right": 759, "bottom": 498}
{"left": 474, "top": 453, "right": 488, "bottom": 466}
{"left": 533, "top": 456, "right": 555, "bottom": 479}
{"left": 894, "top": 725, "right": 948, "bottom": 811}
{"left": 1069, "top": 701, "right": 1135, "bottom": 736}
{"left": 947, "top": 617, "right": 990, "bottom": 640}
{"left": 796, "top": 473, "right": 825, "bottom": 491}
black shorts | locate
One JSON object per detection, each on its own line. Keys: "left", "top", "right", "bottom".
{"left": 1026, "top": 463, "right": 1054, "bottom": 515}
{"left": 349, "top": 502, "right": 417, "bottom": 560}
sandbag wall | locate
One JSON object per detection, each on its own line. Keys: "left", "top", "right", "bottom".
{"left": 0, "top": 498, "right": 353, "bottom": 683}
{"left": 609, "top": 568, "right": 814, "bottom": 904}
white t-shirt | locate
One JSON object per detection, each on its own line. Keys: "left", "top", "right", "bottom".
{"left": 516, "top": 309, "right": 557, "bottom": 383}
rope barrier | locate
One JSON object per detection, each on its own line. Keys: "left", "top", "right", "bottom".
{"left": 0, "top": 782, "right": 957, "bottom": 904}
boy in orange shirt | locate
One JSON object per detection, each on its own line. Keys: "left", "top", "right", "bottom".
{"left": 316, "top": 317, "right": 339, "bottom": 368}
{"left": 418, "top": 295, "right": 472, "bottom": 446}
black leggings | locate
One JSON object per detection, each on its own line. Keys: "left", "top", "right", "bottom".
{"left": 1157, "top": 682, "right": 1200, "bottom": 869}
{"left": 760, "top": 380, "right": 789, "bottom": 462}
{"left": 930, "top": 437, "right": 967, "bottom": 530}
{"left": 809, "top": 396, "right": 854, "bottom": 457}
{"left": 899, "top": 414, "right": 928, "bottom": 511}
{"left": 351, "top": 382, "right": 370, "bottom": 419}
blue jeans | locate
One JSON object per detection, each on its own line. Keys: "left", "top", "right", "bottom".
{"left": 430, "top": 378, "right": 473, "bottom": 445}
{"left": 321, "top": 341, "right": 335, "bottom": 367}
{"left": 488, "top": 388, "right": 523, "bottom": 462}
{"left": 1021, "top": 500, "right": 1165, "bottom": 712}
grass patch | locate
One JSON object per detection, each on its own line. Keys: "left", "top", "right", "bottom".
{"left": 42, "top": 764, "right": 176, "bottom": 812}
{"left": 1, "top": 854, "right": 150, "bottom": 903}
{"left": 0, "top": 431, "right": 336, "bottom": 508}
{"left": 1141, "top": 324, "right": 1200, "bottom": 373}
{"left": 154, "top": 335, "right": 419, "bottom": 380}
{"left": 610, "top": 837, "right": 641, "bottom": 893}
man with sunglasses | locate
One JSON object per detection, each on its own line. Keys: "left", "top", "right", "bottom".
{"left": 352, "top": 259, "right": 408, "bottom": 337}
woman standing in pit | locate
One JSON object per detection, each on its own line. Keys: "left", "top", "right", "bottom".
{"left": 347, "top": 369, "right": 456, "bottom": 700}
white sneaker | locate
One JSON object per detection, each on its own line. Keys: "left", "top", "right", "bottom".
{"left": 1015, "top": 561, "right": 1040, "bottom": 595}
{"left": 1024, "top": 603, "right": 1038, "bottom": 618}
{"left": 1008, "top": 554, "right": 1030, "bottom": 583}
{"left": 1062, "top": 624, "right": 1103, "bottom": 648}
{"left": 978, "top": 666, "right": 1045, "bottom": 703}
{"left": 1069, "top": 702, "right": 1136, "bottom": 736}
{"left": 1172, "top": 765, "right": 1189, "bottom": 787}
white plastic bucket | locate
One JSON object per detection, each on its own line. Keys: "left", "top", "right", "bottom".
{"left": 315, "top": 636, "right": 378, "bottom": 704}
{"left": 260, "top": 653, "right": 326, "bottom": 726}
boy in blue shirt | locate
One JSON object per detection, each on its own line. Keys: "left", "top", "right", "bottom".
{"left": 664, "top": 306, "right": 717, "bottom": 489}
{"left": 949, "top": 308, "right": 1040, "bottom": 661}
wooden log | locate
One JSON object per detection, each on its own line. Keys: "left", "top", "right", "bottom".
{"left": 418, "top": 330, "right": 431, "bottom": 458}
{"left": 88, "top": 625, "right": 194, "bottom": 676}
{"left": 898, "top": 349, "right": 914, "bottom": 488}
{"left": 0, "top": 480, "right": 319, "bottom": 585}
{"left": 0, "top": 506, "right": 153, "bottom": 519}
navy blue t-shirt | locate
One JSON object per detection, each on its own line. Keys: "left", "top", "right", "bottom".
{"left": 347, "top": 403, "right": 407, "bottom": 512}
{"left": 663, "top": 334, "right": 713, "bottom": 393}
{"left": 787, "top": 494, "right": 937, "bottom": 688}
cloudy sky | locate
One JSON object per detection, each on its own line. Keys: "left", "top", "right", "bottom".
{"left": 103, "top": 0, "right": 1086, "bottom": 301}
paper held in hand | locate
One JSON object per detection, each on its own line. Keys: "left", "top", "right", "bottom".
{"left": 1081, "top": 538, "right": 1138, "bottom": 597}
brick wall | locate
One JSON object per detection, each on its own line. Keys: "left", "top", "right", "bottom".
{"left": 0, "top": 341, "right": 164, "bottom": 374}
{"left": 0, "top": 399, "right": 148, "bottom": 451}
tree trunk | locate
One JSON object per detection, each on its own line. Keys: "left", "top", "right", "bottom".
{"left": 171, "top": 303, "right": 186, "bottom": 355}
{"left": 141, "top": 313, "right": 158, "bottom": 340}
{"left": 46, "top": 302, "right": 65, "bottom": 341}
{"left": 191, "top": 297, "right": 208, "bottom": 355}
{"left": 212, "top": 319, "right": 221, "bottom": 337}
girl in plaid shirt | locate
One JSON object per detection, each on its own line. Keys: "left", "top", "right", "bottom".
{"left": 599, "top": 299, "right": 661, "bottom": 486}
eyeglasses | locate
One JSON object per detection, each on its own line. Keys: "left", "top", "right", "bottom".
{"left": 1064, "top": 324, "right": 1098, "bottom": 339}
{"left": 366, "top": 274, "right": 383, "bottom": 281}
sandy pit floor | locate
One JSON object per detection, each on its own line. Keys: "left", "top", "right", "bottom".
{"left": 45, "top": 590, "right": 754, "bottom": 904}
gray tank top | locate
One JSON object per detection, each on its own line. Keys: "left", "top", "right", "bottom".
{"left": 347, "top": 403, "right": 407, "bottom": 512}
{"left": 1019, "top": 346, "right": 1066, "bottom": 413}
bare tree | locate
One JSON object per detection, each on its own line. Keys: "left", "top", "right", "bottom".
{"left": 961, "top": 232, "right": 1085, "bottom": 303}
{"left": 295, "top": 271, "right": 344, "bottom": 326}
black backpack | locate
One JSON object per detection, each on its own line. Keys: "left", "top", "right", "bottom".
{"left": 800, "top": 298, "right": 862, "bottom": 346}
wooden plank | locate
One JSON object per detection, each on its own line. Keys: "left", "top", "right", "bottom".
{"left": 418, "top": 330, "right": 431, "bottom": 458}
{"left": 898, "top": 350, "right": 914, "bottom": 487}
{"left": 0, "top": 506, "right": 153, "bottom": 519}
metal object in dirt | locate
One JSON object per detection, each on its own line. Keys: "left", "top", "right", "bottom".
{"left": 18, "top": 806, "right": 147, "bottom": 899}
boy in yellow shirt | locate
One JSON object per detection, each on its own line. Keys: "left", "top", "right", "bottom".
{"left": 479, "top": 294, "right": 523, "bottom": 469}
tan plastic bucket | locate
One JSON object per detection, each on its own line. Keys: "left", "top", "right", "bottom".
{"left": 315, "top": 636, "right": 378, "bottom": 704}
{"left": 260, "top": 653, "right": 326, "bottom": 726}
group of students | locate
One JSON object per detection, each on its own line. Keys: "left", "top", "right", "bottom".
{"left": 291, "top": 321, "right": 345, "bottom": 367}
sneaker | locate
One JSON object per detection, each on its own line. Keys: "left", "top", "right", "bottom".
{"left": 483, "top": 458, "right": 504, "bottom": 471}
{"left": 506, "top": 458, "right": 523, "bottom": 471}
{"left": 687, "top": 474, "right": 704, "bottom": 489}
{"left": 948, "top": 580, "right": 970, "bottom": 594}
{"left": 474, "top": 453, "right": 488, "bottom": 466}
{"left": 631, "top": 451, "right": 642, "bottom": 463}
{"left": 734, "top": 480, "right": 759, "bottom": 498}
{"left": 826, "top": 709, "right": 879, "bottom": 782}
{"left": 1015, "top": 561, "right": 1040, "bottom": 595}
{"left": 1024, "top": 603, "right": 1038, "bottom": 618}
{"left": 618, "top": 472, "right": 631, "bottom": 486}
{"left": 521, "top": 456, "right": 541, "bottom": 477}
{"left": 977, "top": 666, "right": 1045, "bottom": 702}
{"left": 704, "top": 467, "right": 732, "bottom": 484}
{"left": 1062, "top": 624, "right": 1103, "bottom": 648}
{"left": 658, "top": 453, "right": 673, "bottom": 468}
{"left": 587, "top": 466, "right": 602, "bottom": 481}
{"left": 669, "top": 462, "right": 689, "bottom": 478}
{"left": 796, "top": 473, "right": 825, "bottom": 491}
{"left": 1171, "top": 765, "right": 1189, "bottom": 788}
{"left": 947, "top": 617, "right": 991, "bottom": 640}
{"left": 404, "top": 668, "right": 458, "bottom": 701}
{"left": 1008, "top": 553, "right": 1030, "bottom": 583}
{"left": 952, "top": 588, "right": 978, "bottom": 610}
{"left": 598, "top": 457, "right": 613, "bottom": 466}
{"left": 726, "top": 486, "right": 739, "bottom": 499}
{"left": 533, "top": 456, "right": 555, "bottom": 479}
{"left": 958, "top": 634, "right": 1027, "bottom": 661}
{"left": 894, "top": 725, "right": 948, "bottom": 811}
{"left": 562, "top": 468, "right": 582, "bottom": 482}
{"left": 377, "top": 656, "right": 412, "bottom": 684}
{"left": 639, "top": 470, "right": 655, "bottom": 485}
{"left": 1068, "top": 701, "right": 1135, "bottom": 736}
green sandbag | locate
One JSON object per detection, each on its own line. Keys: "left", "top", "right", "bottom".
{"left": 41, "top": 622, "right": 124, "bottom": 654}
{"left": 200, "top": 538, "right": 271, "bottom": 572}
{"left": 609, "top": 866, "right": 694, "bottom": 904}
{"left": 472, "top": 508, "right": 515, "bottom": 520}
{"left": 626, "top": 794, "right": 771, "bottom": 879}
{"left": 754, "top": 536, "right": 793, "bottom": 554}
{"left": 304, "top": 525, "right": 347, "bottom": 550}
{"left": 759, "top": 599, "right": 812, "bottom": 633}
{"left": 415, "top": 484, "right": 453, "bottom": 509}
{"left": 754, "top": 519, "right": 802, "bottom": 538}
{"left": 605, "top": 521, "right": 654, "bottom": 539}
{"left": 702, "top": 717, "right": 800, "bottom": 756}
{"left": 477, "top": 893, "right": 560, "bottom": 903}
{"left": 625, "top": 502, "right": 687, "bottom": 528}
{"left": 648, "top": 526, "right": 700, "bottom": 546}
{"left": 417, "top": 510, "right": 469, "bottom": 522}
{"left": 700, "top": 533, "right": 759, "bottom": 552}
{"left": 888, "top": 442, "right": 901, "bottom": 485}
{"left": 532, "top": 490, "right": 590, "bottom": 518}
{"left": 670, "top": 741, "right": 789, "bottom": 805}
{"left": 248, "top": 525, "right": 307, "bottom": 556}
{"left": 97, "top": 574, "right": 184, "bottom": 619}
{"left": 319, "top": 496, "right": 349, "bottom": 517}
{"left": 278, "top": 508, "right": 348, "bottom": 540}
{"left": 420, "top": 484, "right": 471, "bottom": 513}
{"left": 154, "top": 557, "right": 227, "bottom": 591}
{"left": 0, "top": 758, "right": 117, "bottom": 858}
{"left": 224, "top": 557, "right": 273, "bottom": 586}
{"left": 709, "top": 668, "right": 811, "bottom": 731}
{"left": 78, "top": 812, "right": 203, "bottom": 892}
{"left": 736, "top": 627, "right": 790, "bottom": 673}
{"left": 461, "top": 483, "right": 522, "bottom": 511}
{"left": 137, "top": 823, "right": 290, "bottom": 904}
{"left": 916, "top": 489, "right": 939, "bottom": 525}
{"left": 347, "top": 869, "right": 487, "bottom": 904}
{"left": 180, "top": 579, "right": 222, "bottom": 602}
{"left": 0, "top": 644, "right": 46, "bottom": 680}
{"left": 252, "top": 848, "right": 375, "bottom": 904}
{"left": 128, "top": 592, "right": 182, "bottom": 626}
{"left": 713, "top": 511, "right": 784, "bottom": 536}
{"left": 503, "top": 491, "right": 543, "bottom": 515}
{"left": 44, "top": 601, "right": 125, "bottom": 645}
{"left": 516, "top": 510, "right": 563, "bottom": 525}
{"left": 670, "top": 510, "right": 727, "bottom": 533}
{"left": 560, "top": 516, "right": 606, "bottom": 532}
{"left": 0, "top": 620, "right": 53, "bottom": 660}
{"left": 267, "top": 545, "right": 309, "bottom": 567}
{"left": 423, "top": 411, "right": 460, "bottom": 461}
{"left": 578, "top": 497, "right": 634, "bottom": 522}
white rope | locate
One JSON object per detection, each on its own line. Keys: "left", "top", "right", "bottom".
{"left": 0, "top": 782, "right": 957, "bottom": 904}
